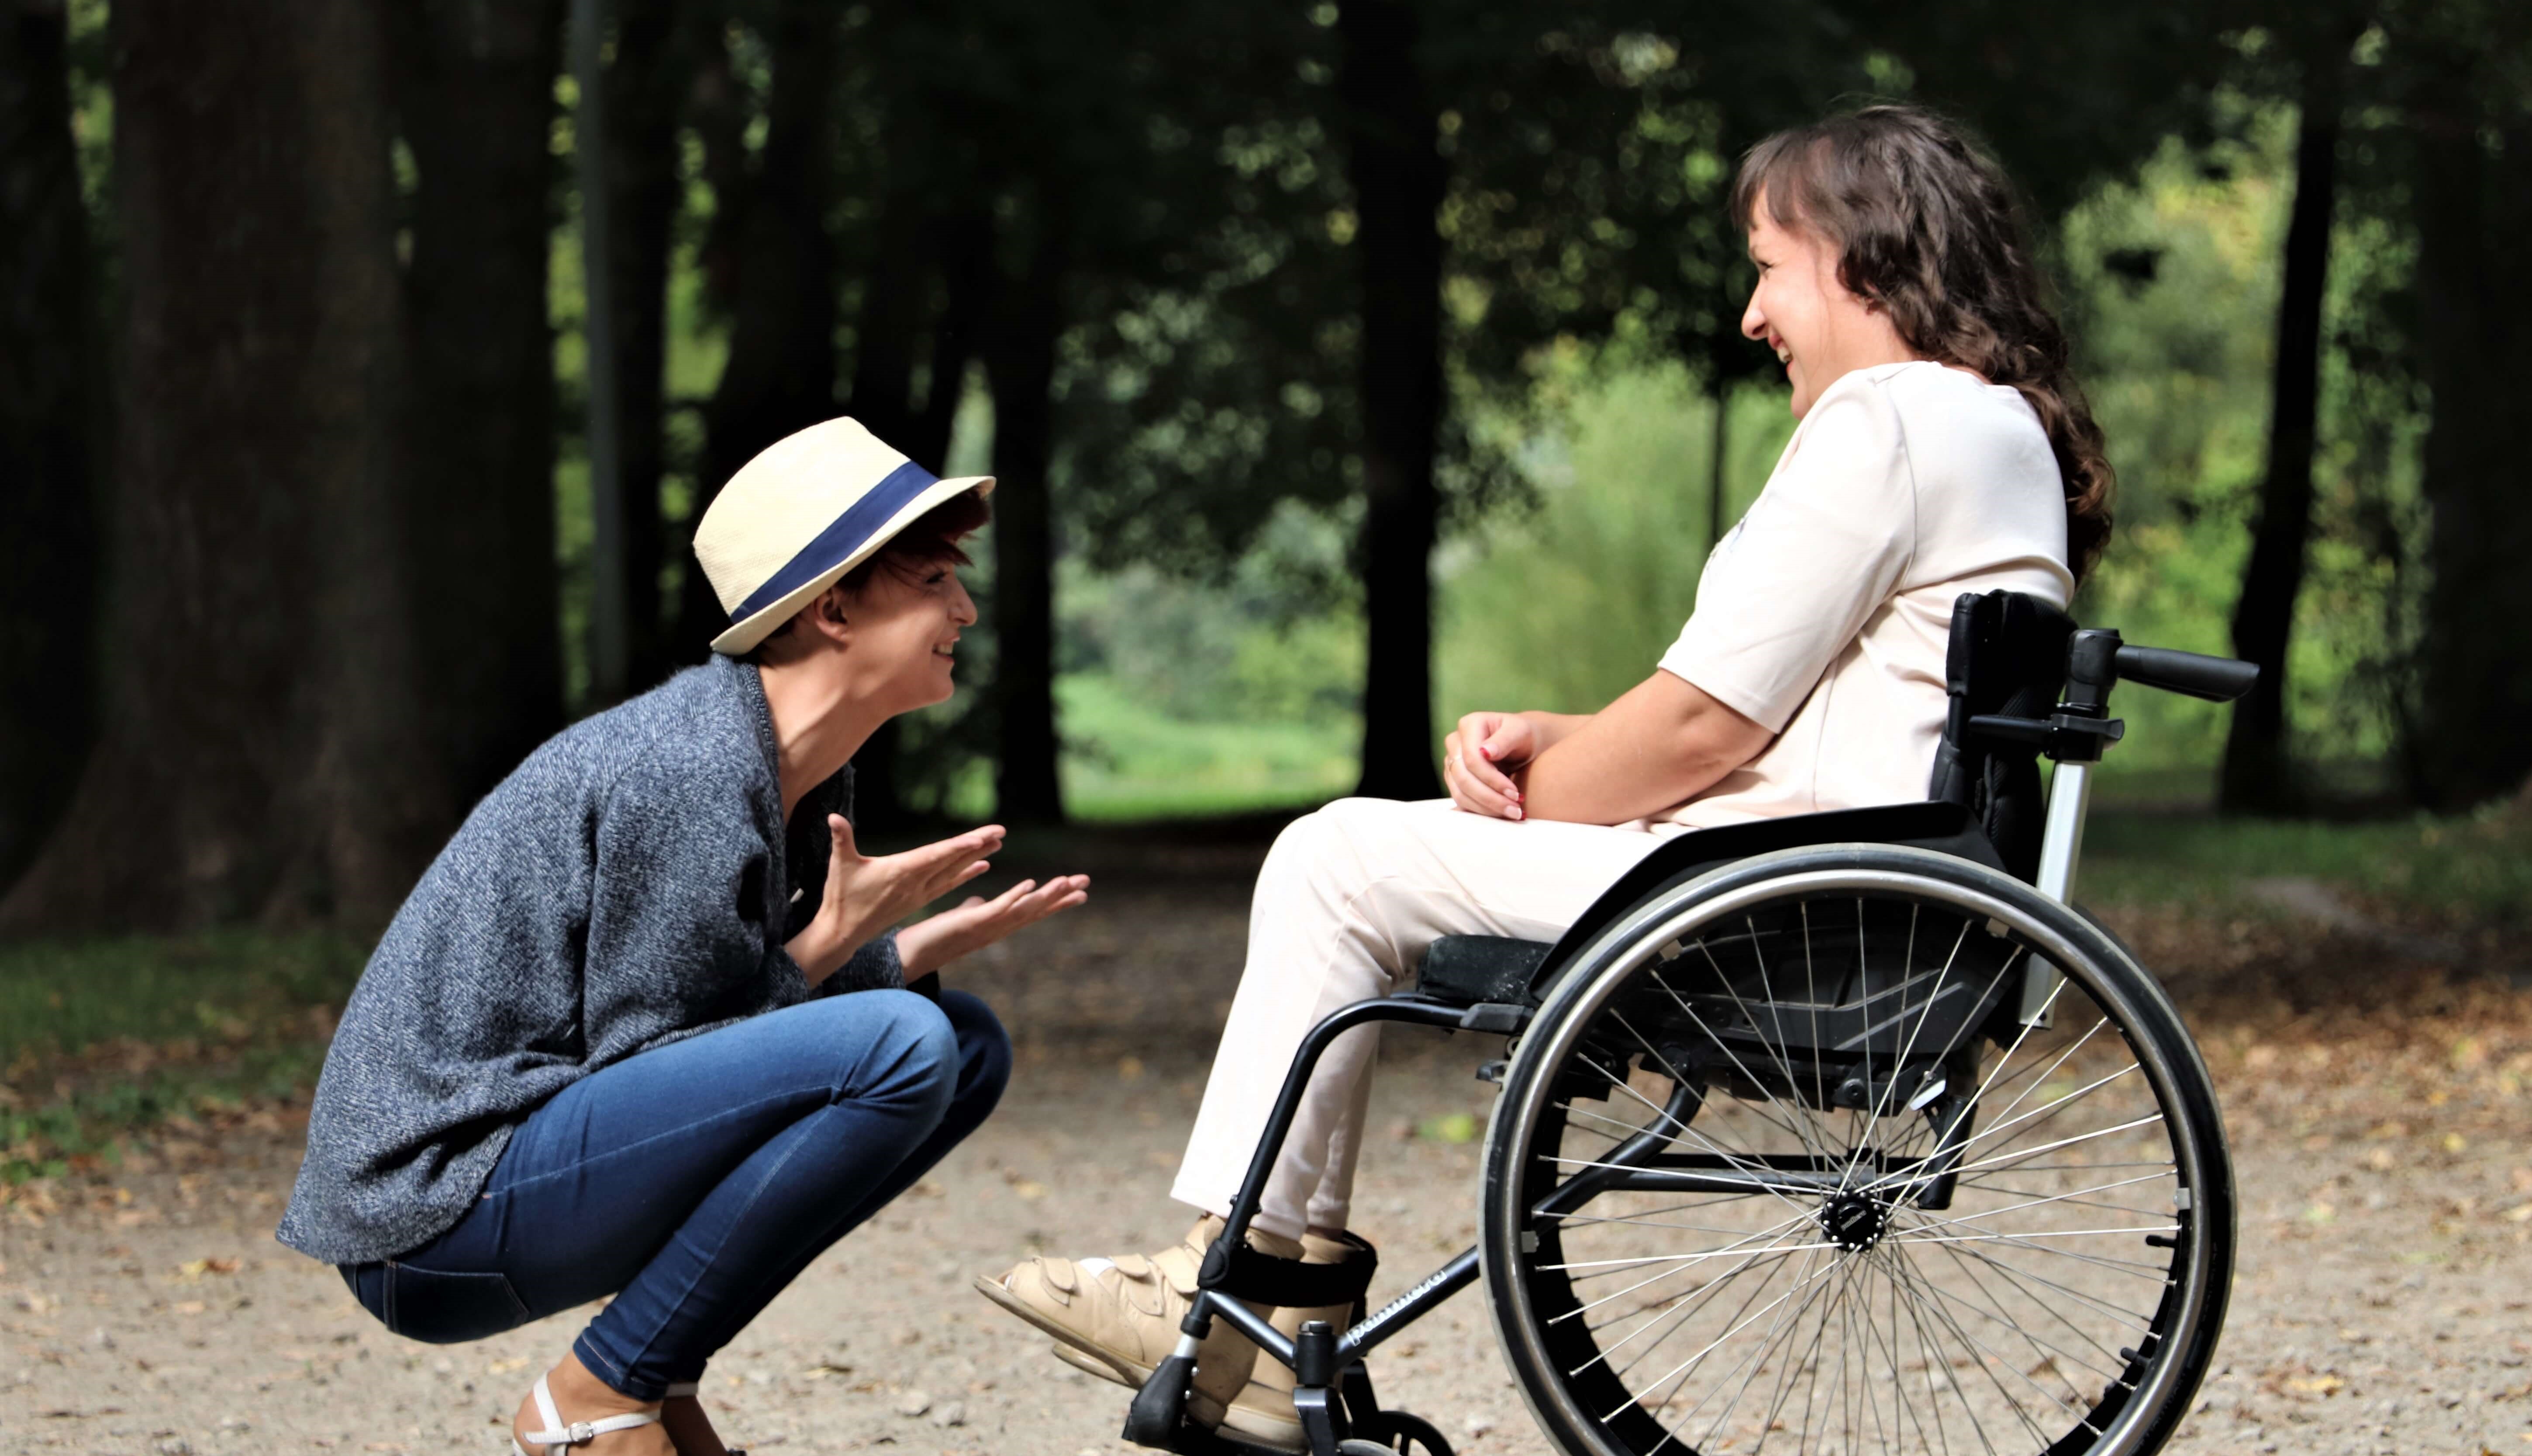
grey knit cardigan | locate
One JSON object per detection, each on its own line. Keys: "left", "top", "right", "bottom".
{"left": 277, "top": 653, "right": 903, "bottom": 1266}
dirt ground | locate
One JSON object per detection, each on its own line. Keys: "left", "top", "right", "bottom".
{"left": 5, "top": 829, "right": 2529, "bottom": 1456}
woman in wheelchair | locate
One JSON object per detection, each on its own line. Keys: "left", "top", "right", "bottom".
{"left": 280, "top": 421, "right": 1088, "bottom": 1456}
{"left": 980, "top": 104, "right": 2142, "bottom": 1452}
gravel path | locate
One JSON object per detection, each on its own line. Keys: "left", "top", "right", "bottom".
{"left": 5, "top": 837, "right": 2528, "bottom": 1456}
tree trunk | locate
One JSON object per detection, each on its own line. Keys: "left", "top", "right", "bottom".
{"left": 679, "top": 0, "right": 842, "bottom": 653}
{"left": 983, "top": 222, "right": 1068, "bottom": 826}
{"left": 2409, "top": 101, "right": 2532, "bottom": 808}
{"left": 572, "top": 0, "right": 630, "bottom": 706}
{"left": 0, "top": 0, "right": 99, "bottom": 902}
{"left": 847, "top": 183, "right": 931, "bottom": 452}
{"left": 1339, "top": 0, "right": 1446, "bottom": 802}
{"left": 2220, "top": 58, "right": 2339, "bottom": 814}
{"left": 389, "top": 0, "right": 564, "bottom": 803}
{"left": 605, "top": 0, "right": 691, "bottom": 690}
{"left": 907, "top": 214, "right": 992, "bottom": 474}
{"left": 852, "top": 211, "right": 993, "bottom": 833}
{"left": 2, "top": 0, "right": 433, "bottom": 931}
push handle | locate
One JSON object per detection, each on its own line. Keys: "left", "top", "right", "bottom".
{"left": 2112, "top": 645, "right": 2259, "bottom": 703}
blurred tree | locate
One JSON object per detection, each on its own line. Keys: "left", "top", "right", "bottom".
{"left": 1862, "top": 3, "right": 2234, "bottom": 217}
{"left": 600, "top": 0, "right": 701, "bottom": 693}
{"left": 2223, "top": 24, "right": 2358, "bottom": 814}
{"left": 2393, "top": 2, "right": 2532, "bottom": 808}
{"left": 2, "top": 0, "right": 439, "bottom": 929}
{"left": 838, "top": 0, "right": 1330, "bottom": 824}
{"left": 388, "top": 0, "right": 568, "bottom": 805}
{"left": 0, "top": 0, "right": 97, "bottom": 902}
{"left": 982, "top": 214, "right": 1070, "bottom": 822}
{"left": 677, "top": 0, "right": 845, "bottom": 653}
{"left": 1338, "top": 0, "right": 1449, "bottom": 800}
{"left": 1062, "top": 0, "right": 1863, "bottom": 793}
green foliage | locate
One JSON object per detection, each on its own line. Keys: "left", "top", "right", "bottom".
{"left": 2065, "top": 100, "right": 2429, "bottom": 786}
{"left": 1059, "top": 504, "right": 1363, "bottom": 725}
{"left": 1437, "top": 355, "right": 1794, "bottom": 723}
{"left": 1051, "top": 502, "right": 1363, "bottom": 820}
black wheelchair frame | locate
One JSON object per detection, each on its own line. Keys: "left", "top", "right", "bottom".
{"left": 1117, "top": 593, "right": 2257, "bottom": 1456}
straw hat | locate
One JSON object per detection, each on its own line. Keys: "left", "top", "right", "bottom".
{"left": 693, "top": 417, "right": 994, "bottom": 656}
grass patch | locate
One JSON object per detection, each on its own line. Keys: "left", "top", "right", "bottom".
{"left": 0, "top": 930, "right": 364, "bottom": 1183}
{"left": 0, "top": 929, "right": 363, "bottom": 1065}
{"left": 1057, "top": 674, "right": 1356, "bottom": 822}
{"left": 2082, "top": 808, "right": 2532, "bottom": 925}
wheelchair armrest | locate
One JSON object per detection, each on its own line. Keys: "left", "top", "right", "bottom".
{"left": 1418, "top": 935, "right": 1552, "bottom": 1007}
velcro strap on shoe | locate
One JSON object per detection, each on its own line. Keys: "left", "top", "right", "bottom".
{"left": 1198, "top": 1237, "right": 1378, "bottom": 1307}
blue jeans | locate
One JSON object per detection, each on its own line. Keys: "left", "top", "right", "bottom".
{"left": 340, "top": 987, "right": 1008, "bottom": 1398}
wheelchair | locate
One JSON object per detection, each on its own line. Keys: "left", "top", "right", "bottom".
{"left": 1118, "top": 591, "right": 2258, "bottom": 1456}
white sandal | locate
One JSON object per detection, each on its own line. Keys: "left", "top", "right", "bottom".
{"left": 511, "top": 1372, "right": 663, "bottom": 1454}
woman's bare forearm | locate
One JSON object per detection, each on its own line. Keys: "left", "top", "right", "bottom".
{"left": 1514, "top": 673, "right": 1771, "bottom": 826}
{"left": 1515, "top": 710, "right": 1597, "bottom": 755}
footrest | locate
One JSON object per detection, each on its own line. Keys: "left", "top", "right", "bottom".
{"left": 1417, "top": 935, "right": 1552, "bottom": 1006}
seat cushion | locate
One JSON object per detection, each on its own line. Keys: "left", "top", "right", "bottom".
{"left": 1416, "top": 935, "right": 1554, "bottom": 1007}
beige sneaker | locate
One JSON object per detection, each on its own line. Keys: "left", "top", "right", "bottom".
{"left": 1215, "top": 1229, "right": 1369, "bottom": 1450}
{"left": 975, "top": 1216, "right": 1301, "bottom": 1428}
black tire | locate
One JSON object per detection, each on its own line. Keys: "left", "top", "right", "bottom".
{"left": 1480, "top": 844, "right": 2233, "bottom": 1456}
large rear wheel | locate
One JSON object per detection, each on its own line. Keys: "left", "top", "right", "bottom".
{"left": 1480, "top": 845, "right": 2232, "bottom": 1456}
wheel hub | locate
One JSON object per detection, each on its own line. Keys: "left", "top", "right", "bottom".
{"left": 1819, "top": 1190, "right": 1891, "bottom": 1252}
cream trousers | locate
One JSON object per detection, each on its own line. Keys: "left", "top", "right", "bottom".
{"left": 1170, "top": 797, "right": 1686, "bottom": 1241}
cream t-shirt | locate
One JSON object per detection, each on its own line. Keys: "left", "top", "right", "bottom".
{"left": 1652, "top": 360, "right": 2074, "bottom": 829}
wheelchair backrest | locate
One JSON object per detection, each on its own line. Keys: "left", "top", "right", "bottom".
{"left": 1925, "top": 590, "right": 2076, "bottom": 884}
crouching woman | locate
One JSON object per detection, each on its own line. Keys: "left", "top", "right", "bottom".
{"left": 279, "top": 420, "right": 1087, "bottom": 1456}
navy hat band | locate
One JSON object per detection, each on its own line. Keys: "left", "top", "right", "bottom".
{"left": 729, "top": 459, "right": 942, "bottom": 623}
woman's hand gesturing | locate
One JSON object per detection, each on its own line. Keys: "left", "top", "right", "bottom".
{"left": 1444, "top": 711, "right": 1535, "bottom": 820}
{"left": 787, "top": 817, "right": 1004, "bottom": 983}
{"left": 895, "top": 873, "right": 1092, "bottom": 977}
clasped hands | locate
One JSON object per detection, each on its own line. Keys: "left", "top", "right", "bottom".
{"left": 1443, "top": 710, "right": 1534, "bottom": 821}
{"left": 785, "top": 816, "right": 1090, "bottom": 985}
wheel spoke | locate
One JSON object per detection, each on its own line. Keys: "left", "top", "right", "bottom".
{"left": 1840, "top": 917, "right": 1986, "bottom": 1197}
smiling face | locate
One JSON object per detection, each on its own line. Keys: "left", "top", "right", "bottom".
{"left": 834, "top": 553, "right": 979, "bottom": 716}
{"left": 1740, "top": 192, "right": 1917, "bottom": 417}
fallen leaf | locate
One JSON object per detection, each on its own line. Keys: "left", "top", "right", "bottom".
{"left": 799, "top": 1361, "right": 854, "bottom": 1380}
{"left": 1417, "top": 1112, "right": 1478, "bottom": 1144}
{"left": 2285, "top": 1374, "right": 2346, "bottom": 1396}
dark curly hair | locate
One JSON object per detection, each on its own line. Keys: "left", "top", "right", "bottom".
{"left": 1731, "top": 104, "right": 2115, "bottom": 580}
